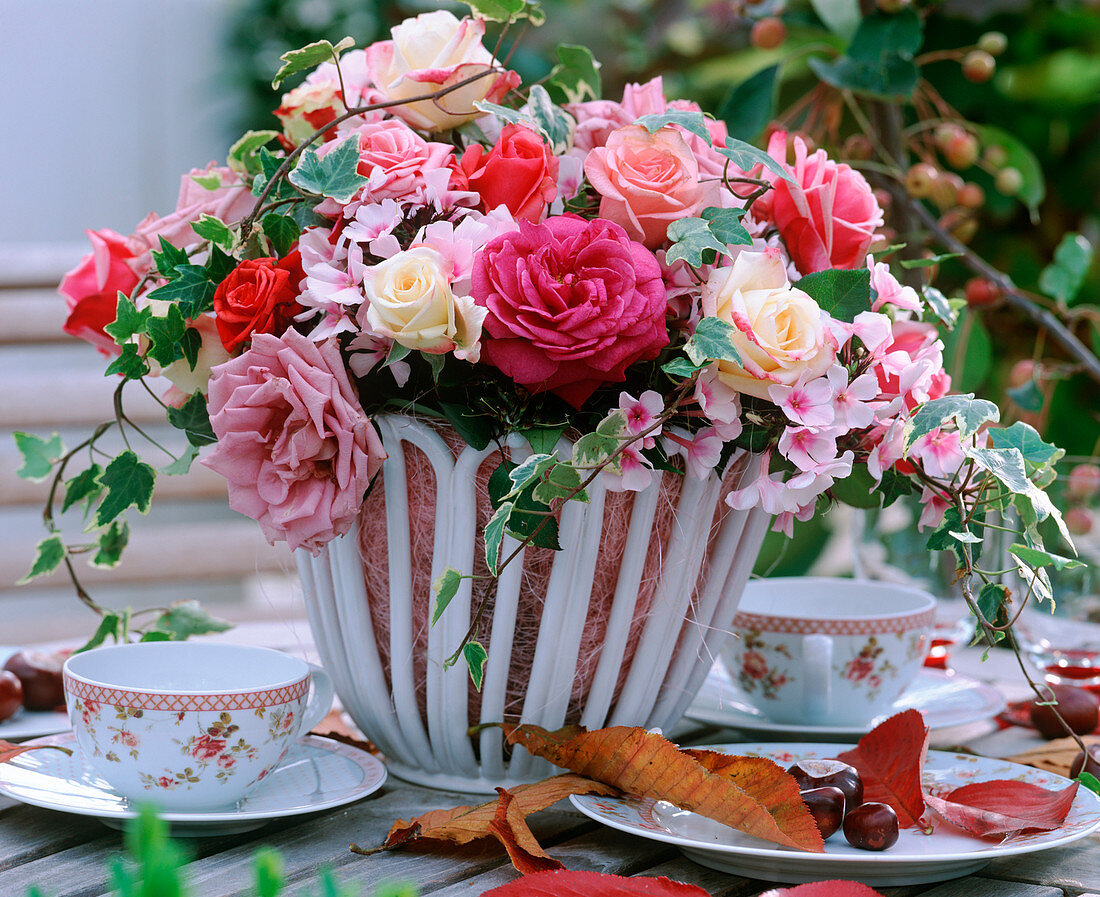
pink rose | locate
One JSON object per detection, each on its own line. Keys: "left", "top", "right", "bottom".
{"left": 130, "top": 164, "right": 255, "bottom": 264}
{"left": 59, "top": 228, "right": 140, "bottom": 355}
{"left": 584, "top": 125, "right": 711, "bottom": 249}
{"left": 472, "top": 215, "right": 669, "bottom": 408}
{"left": 363, "top": 11, "right": 520, "bottom": 132}
{"left": 333, "top": 119, "right": 455, "bottom": 205}
{"left": 189, "top": 734, "right": 226, "bottom": 761}
{"left": 767, "top": 133, "right": 884, "bottom": 274}
{"left": 203, "top": 329, "right": 386, "bottom": 554}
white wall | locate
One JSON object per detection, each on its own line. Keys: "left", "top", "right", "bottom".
{"left": 1, "top": 0, "right": 238, "bottom": 245}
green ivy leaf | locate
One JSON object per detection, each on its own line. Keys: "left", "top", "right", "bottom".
{"left": 976, "top": 583, "right": 1008, "bottom": 626}
{"left": 635, "top": 109, "right": 713, "bottom": 143}
{"left": 74, "top": 613, "right": 121, "bottom": 654}
{"left": 701, "top": 207, "right": 751, "bottom": 246}
{"left": 150, "top": 600, "right": 233, "bottom": 639}
{"left": 190, "top": 215, "right": 235, "bottom": 251}
{"left": 438, "top": 403, "right": 495, "bottom": 451}
{"left": 144, "top": 303, "right": 187, "bottom": 368}
{"left": 545, "top": 44, "right": 601, "bottom": 104}
{"left": 147, "top": 265, "right": 217, "bottom": 319}
{"left": 926, "top": 507, "right": 973, "bottom": 569}
{"left": 1006, "top": 378, "right": 1045, "bottom": 413}
{"left": 271, "top": 37, "right": 355, "bottom": 89}
{"left": 162, "top": 444, "right": 200, "bottom": 477}
{"left": 874, "top": 467, "right": 913, "bottom": 508}
{"left": 62, "top": 464, "right": 104, "bottom": 514}
{"left": 92, "top": 451, "right": 156, "bottom": 529}
{"left": 902, "top": 394, "right": 1000, "bottom": 451}
{"left": 18, "top": 534, "right": 66, "bottom": 583}
{"left": 484, "top": 502, "right": 512, "bottom": 575}
{"left": 685, "top": 316, "right": 744, "bottom": 367}
{"left": 463, "top": 0, "right": 539, "bottom": 23}
{"left": 477, "top": 85, "right": 574, "bottom": 155}
{"left": 166, "top": 391, "right": 217, "bottom": 447}
{"left": 104, "top": 293, "right": 151, "bottom": 345}
{"left": 288, "top": 136, "right": 368, "bottom": 203}
{"left": 1078, "top": 772, "right": 1100, "bottom": 796}
{"left": 662, "top": 356, "right": 707, "bottom": 379}
{"left": 988, "top": 422, "right": 1063, "bottom": 471}
{"left": 921, "top": 285, "right": 958, "bottom": 330}
{"left": 1039, "top": 233, "right": 1093, "bottom": 304}
{"left": 1008, "top": 543, "right": 1085, "bottom": 571}
{"left": 251, "top": 147, "right": 300, "bottom": 203}
{"left": 14, "top": 432, "right": 63, "bottom": 481}
{"left": 718, "top": 65, "right": 778, "bottom": 142}
{"left": 808, "top": 9, "right": 922, "bottom": 100}
{"left": 796, "top": 268, "right": 872, "bottom": 322}
{"left": 180, "top": 326, "right": 202, "bottom": 372}
{"left": 190, "top": 172, "right": 223, "bottom": 191}
{"left": 104, "top": 343, "right": 150, "bottom": 380}
{"left": 93, "top": 520, "right": 130, "bottom": 568}
{"left": 139, "top": 630, "right": 173, "bottom": 643}
{"left": 828, "top": 463, "right": 880, "bottom": 509}
{"left": 228, "top": 130, "right": 279, "bottom": 176}
{"left": 664, "top": 217, "right": 726, "bottom": 268}
{"left": 716, "top": 136, "right": 797, "bottom": 185}
{"left": 262, "top": 213, "right": 301, "bottom": 258}
{"left": 463, "top": 640, "right": 488, "bottom": 689}
{"left": 899, "top": 252, "right": 961, "bottom": 269}
{"left": 152, "top": 237, "right": 190, "bottom": 279}
{"left": 520, "top": 426, "right": 565, "bottom": 455}
{"left": 431, "top": 567, "right": 464, "bottom": 625}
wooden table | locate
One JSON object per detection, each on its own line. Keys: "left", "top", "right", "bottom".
{"left": 3, "top": 642, "right": 1098, "bottom": 897}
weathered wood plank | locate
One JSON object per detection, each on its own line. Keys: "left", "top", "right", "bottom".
{"left": 914, "top": 877, "right": 1065, "bottom": 897}
{"left": 0, "top": 805, "right": 104, "bottom": 873}
{"left": 982, "top": 836, "right": 1100, "bottom": 892}
{"left": 632, "top": 859, "right": 763, "bottom": 897}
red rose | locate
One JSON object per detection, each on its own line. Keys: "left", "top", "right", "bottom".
{"left": 472, "top": 215, "right": 669, "bottom": 408}
{"left": 59, "top": 229, "right": 140, "bottom": 356}
{"left": 458, "top": 124, "right": 559, "bottom": 223}
{"left": 213, "top": 252, "right": 305, "bottom": 352}
{"left": 189, "top": 734, "right": 226, "bottom": 761}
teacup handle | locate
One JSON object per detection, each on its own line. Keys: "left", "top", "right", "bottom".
{"left": 802, "top": 634, "right": 833, "bottom": 723}
{"left": 298, "top": 663, "right": 336, "bottom": 735}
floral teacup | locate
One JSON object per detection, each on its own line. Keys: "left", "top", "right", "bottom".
{"left": 722, "top": 577, "right": 935, "bottom": 727}
{"left": 62, "top": 642, "right": 334, "bottom": 811}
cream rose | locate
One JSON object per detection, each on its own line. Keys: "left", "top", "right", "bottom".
{"left": 362, "top": 247, "right": 486, "bottom": 361}
{"left": 701, "top": 249, "right": 837, "bottom": 398}
{"left": 363, "top": 11, "right": 520, "bottom": 132}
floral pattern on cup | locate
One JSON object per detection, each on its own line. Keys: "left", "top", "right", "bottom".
{"left": 736, "top": 631, "right": 793, "bottom": 700}
{"left": 837, "top": 636, "right": 898, "bottom": 701}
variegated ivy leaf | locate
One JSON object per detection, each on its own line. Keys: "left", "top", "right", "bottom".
{"left": 685, "top": 316, "right": 743, "bottom": 367}
{"left": 532, "top": 462, "right": 588, "bottom": 505}
{"left": 572, "top": 432, "right": 621, "bottom": 469}
{"left": 988, "top": 422, "right": 1063, "bottom": 472}
{"left": 664, "top": 217, "right": 727, "bottom": 268}
{"left": 902, "top": 394, "right": 999, "bottom": 452}
{"left": 717, "top": 136, "right": 797, "bottom": 185}
{"left": 227, "top": 130, "right": 279, "bottom": 177}
{"left": 635, "top": 109, "right": 713, "bottom": 143}
{"left": 507, "top": 453, "right": 557, "bottom": 495}
{"left": 271, "top": 37, "right": 355, "bottom": 89}
{"left": 477, "top": 85, "right": 575, "bottom": 155}
{"left": 922, "top": 286, "right": 958, "bottom": 330}
{"left": 463, "top": 0, "right": 542, "bottom": 23}
{"left": 463, "top": 640, "right": 488, "bottom": 689}
{"left": 545, "top": 44, "right": 601, "bottom": 104}
{"left": 18, "top": 534, "right": 66, "bottom": 584}
{"left": 484, "top": 501, "right": 513, "bottom": 575}
{"left": 431, "top": 567, "right": 464, "bottom": 624}
{"left": 93, "top": 520, "right": 130, "bottom": 568}
{"left": 1009, "top": 543, "right": 1085, "bottom": 571}
{"left": 91, "top": 451, "right": 156, "bottom": 529}
{"left": 966, "top": 446, "right": 1073, "bottom": 547}
{"left": 13, "top": 432, "right": 63, "bottom": 482}
{"left": 288, "top": 136, "right": 367, "bottom": 203}
{"left": 190, "top": 215, "right": 234, "bottom": 250}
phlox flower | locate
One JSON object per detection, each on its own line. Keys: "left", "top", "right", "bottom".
{"left": 412, "top": 209, "right": 519, "bottom": 298}
{"left": 911, "top": 427, "right": 966, "bottom": 479}
{"left": 786, "top": 450, "right": 855, "bottom": 497}
{"left": 346, "top": 332, "right": 410, "bottom": 386}
{"left": 341, "top": 199, "right": 405, "bottom": 259}
{"left": 866, "top": 418, "right": 906, "bottom": 481}
{"left": 604, "top": 444, "right": 655, "bottom": 493}
{"left": 695, "top": 367, "right": 742, "bottom": 439}
{"left": 726, "top": 454, "right": 796, "bottom": 516}
{"left": 827, "top": 365, "right": 878, "bottom": 431}
{"left": 849, "top": 311, "right": 894, "bottom": 354}
{"left": 778, "top": 426, "right": 839, "bottom": 472}
{"left": 917, "top": 485, "right": 951, "bottom": 531}
{"left": 869, "top": 259, "right": 922, "bottom": 313}
{"left": 772, "top": 501, "right": 817, "bottom": 538}
{"left": 619, "top": 390, "right": 664, "bottom": 442}
{"left": 673, "top": 427, "right": 724, "bottom": 480}
{"left": 296, "top": 227, "right": 362, "bottom": 340}
{"left": 768, "top": 376, "right": 835, "bottom": 427}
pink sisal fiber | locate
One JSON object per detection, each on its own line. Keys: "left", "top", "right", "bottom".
{"left": 356, "top": 422, "right": 749, "bottom": 727}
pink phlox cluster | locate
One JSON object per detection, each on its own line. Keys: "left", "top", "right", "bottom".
{"left": 618, "top": 390, "right": 664, "bottom": 446}
{"left": 694, "top": 368, "right": 743, "bottom": 441}
{"left": 868, "top": 258, "right": 922, "bottom": 313}
{"left": 768, "top": 376, "right": 836, "bottom": 427}
{"left": 409, "top": 208, "right": 520, "bottom": 298}
{"left": 296, "top": 226, "right": 362, "bottom": 340}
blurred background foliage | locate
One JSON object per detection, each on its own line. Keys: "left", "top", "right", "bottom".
{"left": 226, "top": 0, "right": 1099, "bottom": 599}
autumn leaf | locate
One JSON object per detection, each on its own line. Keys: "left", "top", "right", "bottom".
{"left": 835, "top": 709, "right": 929, "bottom": 828}
{"left": 923, "top": 779, "right": 1079, "bottom": 838}
{"left": 1, "top": 740, "right": 72, "bottom": 764}
{"left": 503, "top": 724, "right": 824, "bottom": 852}
{"left": 480, "top": 870, "right": 712, "bottom": 896}
{"left": 356, "top": 774, "right": 617, "bottom": 870}
{"left": 758, "top": 882, "right": 886, "bottom": 897}
{"left": 684, "top": 749, "right": 822, "bottom": 846}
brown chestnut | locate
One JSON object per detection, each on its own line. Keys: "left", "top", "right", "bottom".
{"left": 3, "top": 650, "right": 66, "bottom": 712}
{"left": 843, "top": 801, "right": 900, "bottom": 851}
{"left": 1029, "top": 685, "right": 1099, "bottom": 739}
{"left": 1070, "top": 745, "right": 1100, "bottom": 779}
{"left": 0, "top": 671, "right": 22, "bottom": 722}
{"left": 787, "top": 759, "right": 864, "bottom": 815}
{"left": 800, "top": 786, "right": 846, "bottom": 839}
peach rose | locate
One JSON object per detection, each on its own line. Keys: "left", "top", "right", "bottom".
{"left": 363, "top": 11, "right": 520, "bottom": 132}
{"left": 274, "top": 81, "right": 346, "bottom": 149}
{"left": 583, "top": 125, "right": 710, "bottom": 249}
{"left": 701, "top": 249, "right": 837, "bottom": 398}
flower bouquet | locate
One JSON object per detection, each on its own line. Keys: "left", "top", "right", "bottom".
{"left": 18, "top": 0, "right": 1079, "bottom": 787}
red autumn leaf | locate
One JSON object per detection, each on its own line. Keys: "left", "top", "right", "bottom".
{"left": 684, "top": 749, "right": 819, "bottom": 842}
{"left": 503, "top": 723, "right": 824, "bottom": 852}
{"left": 480, "top": 870, "right": 712, "bottom": 896}
{"left": 835, "top": 709, "right": 929, "bottom": 828}
{"left": 355, "top": 773, "right": 617, "bottom": 871}
{"left": 758, "top": 882, "right": 886, "bottom": 897}
{"left": 0, "top": 740, "right": 72, "bottom": 764}
{"left": 923, "top": 779, "right": 1079, "bottom": 838}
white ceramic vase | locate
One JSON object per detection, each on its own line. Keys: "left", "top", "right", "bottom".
{"left": 296, "top": 414, "right": 769, "bottom": 792}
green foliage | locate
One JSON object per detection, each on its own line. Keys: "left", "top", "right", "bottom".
{"left": 478, "top": 85, "right": 574, "bottom": 154}
{"left": 987, "top": 422, "right": 1064, "bottom": 472}
{"left": 148, "top": 600, "right": 234, "bottom": 640}
{"left": 93, "top": 520, "right": 130, "bottom": 568}
{"left": 976, "top": 583, "right": 1008, "bottom": 626}
{"left": 921, "top": 286, "right": 959, "bottom": 330}
{"left": 105, "top": 294, "right": 152, "bottom": 346}
{"left": 75, "top": 612, "right": 122, "bottom": 654}
{"left": 1039, "top": 233, "right": 1093, "bottom": 304}
{"left": 462, "top": 640, "right": 488, "bottom": 689}
{"left": 62, "top": 464, "right": 104, "bottom": 514}
{"left": 810, "top": 0, "right": 860, "bottom": 40}
{"left": 1008, "top": 543, "right": 1085, "bottom": 571}
{"left": 716, "top": 136, "right": 796, "bottom": 185}
{"left": 144, "top": 303, "right": 188, "bottom": 368}
{"left": 902, "top": 394, "right": 1000, "bottom": 451}
{"left": 271, "top": 36, "right": 355, "bottom": 88}
{"left": 796, "top": 268, "right": 872, "bottom": 322}
{"left": 973, "top": 125, "right": 1046, "bottom": 216}
{"left": 719, "top": 65, "right": 778, "bottom": 141}
{"left": 809, "top": 9, "right": 923, "bottom": 100}
{"left": 262, "top": 213, "right": 301, "bottom": 257}
{"left": 664, "top": 217, "right": 727, "bottom": 267}
{"left": 190, "top": 215, "right": 235, "bottom": 251}
{"left": 636, "top": 109, "right": 712, "bottom": 142}
{"left": 14, "top": 432, "right": 63, "bottom": 481}
{"left": 431, "top": 567, "right": 464, "bottom": 624}
{"left": 701, "top": 207, "right": 751, "bottom": 246}
{"left": 463, "top": 0, "right": 544, "bottom": 24}
{"left": 545, "top": 44, "right": 601, "bottom": 104}
{"left": 685, "top": 317, "right": 743, "bottom": 367}
{"left": 92, "top": 451, "right": 156, "bottom": 529}
{"left": 289, "top": 137, "right": 367, "bottom": 203}
{"left": 105, "top": 345, "right": 151, "bottom": 381}
{"left": 166, "top": 392, "right": 218, "bottom": 447}
{"left": 146, "top": 265, "right": 217, "bottom": 319}
{"left": 228, "top": 130, "right": 280, "bottom": 176}
{"left": 18, "top": 535, "right": 65, "bottom": 584}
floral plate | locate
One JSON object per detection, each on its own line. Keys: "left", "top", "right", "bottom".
{"left": 0, "top": 733, "right": 386, "bottom": 835}
{"left": 0, "top": 646, "right": 70, "bottom": 741}
{"left": 571, "top": 742, "right": 1100, "bottom": 886}
{"left": 686, "top": 664, "right": 1004, "bottom": 743}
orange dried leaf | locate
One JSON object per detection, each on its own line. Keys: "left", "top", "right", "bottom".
{"left": 489, "top": 788, "right": 563, "bottom": 875}
{"left": 503, "top": 724, "right": 824, "bottom": 852}
{"left": 836, "top": 709, "right": 929, "bottom": 828}
{"left": 685, "top": 748, "right": 821, "bottom": 846}
{"left": 0, "top": 740, "right": 72, "bottom": 764}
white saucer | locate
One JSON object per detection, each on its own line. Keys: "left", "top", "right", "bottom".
{"left": 0, "top": 733, "right": 387, "bottom": 835}
{"left": 572, "top": 742, "right": 1100, "bottom": 886}
{"left": 0, "top": 646, "right": 71, "bottom": 741}
{"left": 686, "top": 664, "right": 1005, "bottom": 742}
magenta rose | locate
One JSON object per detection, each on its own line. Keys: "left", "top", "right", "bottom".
{"left": 203, "top": 329, "right": 386, "bottom": 554}
{"left": 59, "top": 228, "right": 140, "bottom": 356}
{"left": 472, "top": 215, "right": 669, "bottom": 408}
